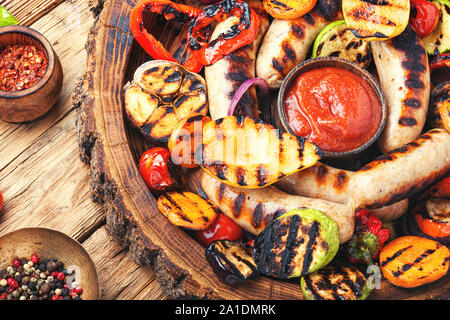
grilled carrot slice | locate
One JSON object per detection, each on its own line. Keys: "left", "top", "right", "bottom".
{"left": 157, "top": 191, "right": 219, "bottom": 230}
{"left": 200, "top": 116, "right": 322, "bottom": 188}
{"left": 379, "top": 236, "right": 450, "bottom": 288}
{"left": 342, "top": 0, "right": 410, "bottom": 41}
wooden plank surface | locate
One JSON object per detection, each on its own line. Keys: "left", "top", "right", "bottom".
{"left": 0, "top": 0, "right": 167, "bottom": 300}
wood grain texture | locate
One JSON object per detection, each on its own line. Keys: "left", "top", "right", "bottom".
{"left": 0, "top": 0, "right": 166, "bottom": 300}
{"left": 74, "top": 0, "right": 450, "bottom": 300}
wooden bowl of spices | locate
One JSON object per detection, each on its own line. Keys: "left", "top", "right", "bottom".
{"left": 0, "top": 228, "right": 99, "bottom": 300}
{"left": 0, "top": 25, "right": 63, "bottom": 123}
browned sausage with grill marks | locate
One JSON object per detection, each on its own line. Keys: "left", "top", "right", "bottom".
{"left": 371, "top": 26, "right": 430, "bottom": 153}
{"left": 256, "top": 0, "right": 342, "bottom": 89}
{"left": 277, "top": 129, "right": 450, "bottom": 210}
{"left": 276, "top": 163, "right": 410, "bottom": 221}
{"left": 205, "top": 1, "right": 269, "bottom": 120}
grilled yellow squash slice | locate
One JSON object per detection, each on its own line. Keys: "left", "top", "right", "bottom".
{"left": 157, "top": 191, "right": 219, "bottom": 230}
{"left": 342, "top": 0, "right": 410, "bottom": 41}
{"left": 124, "top": 60, "right": 208, "bottom": 143}
{"left": 199, "top": 116, "right": 322, "bottom": 188}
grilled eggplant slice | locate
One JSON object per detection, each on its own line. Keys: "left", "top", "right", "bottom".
{"left": 124, "top": 60, "right": 208, "bottom": 143}
{"left": 312, "top": 20, "right": 372, "bottom": 68}
{"left": 428, "top": 82, "right": 450, "bottom": 132}
{"left": 423, "top": 1, "right": 450, "bottom": 55}
{"left": 253, "top": 208, "right": 339, "bottom": 279}
{"left": 200, "top": 116, "right": 322, "bottom": 188}
{"left": 157, "top": 191, "right": 219, "bottom": 230}
{"left": 206, "top": 240, "right": 259, "bottom": 285}
{"left": 300, "top": 265, "right": 372, "bottom": 300}
{"left": 342, "top": 0, "right": 410, "bottom": 41}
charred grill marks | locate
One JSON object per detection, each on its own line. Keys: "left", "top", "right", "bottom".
{"left": 280, "top": 215, "right": 303, "bottom": 278}
{"left": 302, "top": 221, "right": 320, "bottom": 276}
{"left": 381, "top": 245, "right": 413, "bottom": 267}
{"left": 232, "top": 193, "right": 245, "bottom": 217}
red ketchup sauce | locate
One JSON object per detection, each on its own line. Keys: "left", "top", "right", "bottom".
{"left": 284, "top": 67, "right": 382, "bottom": 153}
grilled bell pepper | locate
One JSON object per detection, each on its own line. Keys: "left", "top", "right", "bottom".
{"left": 130, "top": 0, "right": 203, "bottom": 73}
{"left": 430, "top": 53, "right": 450, "bottom": 73}
{"left": 347, "top": 210, "right": 390, "bottom": 265}
{"left": 187, "top": 0, "right": 260, "bottom": 66}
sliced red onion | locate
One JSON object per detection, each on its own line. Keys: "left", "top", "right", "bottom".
{"left": 228, "top": 78, "right": 271, "bottom": 120}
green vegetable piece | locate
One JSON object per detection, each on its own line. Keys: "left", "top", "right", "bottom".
{"left": 312, "top": 20, "right": 372, "bottom": 68}
{"left": 253, "top": 208, "right": 339, "bottom": 279}
{"left": 423, "top": 1, "right": 449, "bottom": 55}
{"left": 0, "top": 6, "right": 18, "bottom": 27}
{"left": 300, "top": 265, "right": 373, "bottom": 300}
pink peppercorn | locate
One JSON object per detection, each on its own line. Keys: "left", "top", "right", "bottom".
{"left": 7, "top": 278, "right": 18, "bottom": 289}
{"left": 56, "top": 272, "right": 65, "bottom": 281}
{"left": 74, "top": 286, "right": 83, "bottom": 294}
{"left": 31, "top": 254, "right": 39, "bottom": 264}
{"left": 51, "top": 295, "right": 60, "bottom": 300}
{"left": 12, "top": 259, "right": 21, "bottom": 268}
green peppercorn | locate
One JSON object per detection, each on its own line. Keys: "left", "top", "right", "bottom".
{"left": 30, "top": 277, "right": 37, "bottom": 283}
{"left": 19, "top": 296, "right": 26, "bottom": 301}
{"left": 11, "top": 290, "right": 19, "bottom": 298}
{"left": 0, "top": 279, "right": 7, "bottom": 287}
{"left": 37, "top": 279, "right": 44, "bottom": 286}
{"left": 40, "top": 273, "right": 46, "bottom": 279}
{"left": 55, "top": 288, "right": 62, "bottom": 296}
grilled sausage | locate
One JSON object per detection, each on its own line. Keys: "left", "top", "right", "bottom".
{"left": 205, "top": 1, "right": 269, "bottom": 120}
{"left": 276, "top": 129, "right": 450, "bottom": 209}
{"left": 371, "top": 26, "right": 430, "bottom": 153}
{"left": 276, "top": 163, "right": 410, "bottom": 221}
{"left": 256, "top": 0, "right": 342, "bottom": 89}
{"left": 186, "top": 168, "right": 356, "bottom": 244}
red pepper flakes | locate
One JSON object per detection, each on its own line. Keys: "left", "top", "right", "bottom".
{"left": 0, "top": 44, "right": 48, "bottom": 92}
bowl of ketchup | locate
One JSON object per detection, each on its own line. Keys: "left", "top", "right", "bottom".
{"left": 275, "top": 57, "right": 387, "bottom": 159}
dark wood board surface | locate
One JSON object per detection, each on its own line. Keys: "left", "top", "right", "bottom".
{"left": 74, "top": 0, "right": 449, "bottom": 299}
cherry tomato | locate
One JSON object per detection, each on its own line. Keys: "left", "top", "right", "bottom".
{"left": 410, "top": 0, "right": 439, "bottom": 38}
{"left": 138, "top": 147, "right": 184, "bottom": 192}
{"left": 196, "top": 213, "right": 244, "bottom": 247}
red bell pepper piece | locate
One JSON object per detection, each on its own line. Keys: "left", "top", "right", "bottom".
{"left": 187, "top": 0, "right": 260, "bottom": 66}
{"left": 430, "top": 53, "right": 450, "bottom": 73}
{"left": 130, "top": 0, "right": 203, "bottom": 73}
{"left": 347, "top": 210, "right": 390, "bottom": 265}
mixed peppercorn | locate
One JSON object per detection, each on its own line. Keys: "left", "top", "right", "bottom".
{"left": 0, "top": 254, "right": 83, "bottom": 300}
{"left": 0, "top": 44, "right": 48, "bottom": 92}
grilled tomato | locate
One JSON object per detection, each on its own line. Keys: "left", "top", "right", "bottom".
{"left": 138, "top": 147, "right": 184, "bottom": 192}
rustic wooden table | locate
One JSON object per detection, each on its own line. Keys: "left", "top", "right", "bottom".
{"left": 0, "top": 0, "right": 166, "bottom": 300}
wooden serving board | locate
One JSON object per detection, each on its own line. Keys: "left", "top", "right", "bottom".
{"left": 74, "top": 0, "right": 449, "bottom": 299}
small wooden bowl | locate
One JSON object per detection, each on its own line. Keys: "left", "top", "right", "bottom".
{"left": 0, "top": 25, "right": 63, "bottom": 123}
{"left": 0, "top": 228, "right": 99, "bottom": 299}
{"left": 274, "top": 57, "right": 387, "bottom": 159}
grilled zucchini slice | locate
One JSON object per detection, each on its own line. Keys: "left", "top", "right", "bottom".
{"left": 342, "top": 0, "right": 410, "bottom": 41}
{"left": 124, "top": 60, "right": 208, "bottom": 143}
{"left": 157, "top": 191, "right": 219, "bottom": 230}
{"left": 206, "top": 240, "right": 259, "bottom": 285}
{"left": 200, "top": 116, "right": 322, "bottom": 188}
{"left": 301, "top": 265, "right": 372, "bottom": 300}
{"left": 253, "top": 208, "right": 339, "bottom": 279}
{"left": 312, "top": 20, "right": 372, "bottom": 68}
{"left": 423, "top": 1, "right": 450, "bottom": 55}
